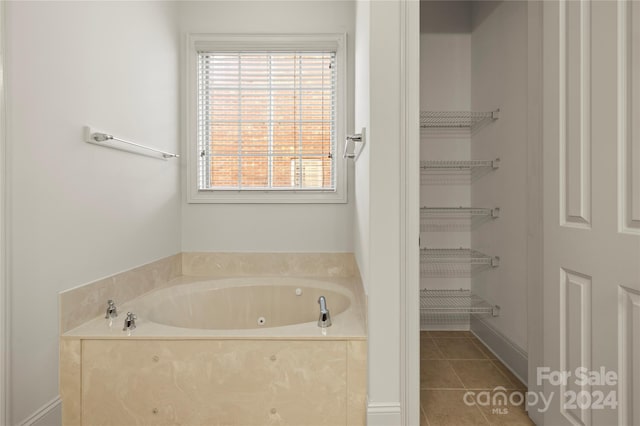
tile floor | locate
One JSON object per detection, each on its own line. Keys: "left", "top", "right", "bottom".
{"left": 420, "top": 330, "right": 535, "bottom": 426}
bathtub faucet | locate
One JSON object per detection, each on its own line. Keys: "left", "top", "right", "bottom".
{"left": 317, "top": 296, "right": 332, "bottom": 328}
{"left": 105, "top": 299, "right": 117, "bottom": 319}
{"left": 122, "top": 312, "right": 137, "bottom": 332}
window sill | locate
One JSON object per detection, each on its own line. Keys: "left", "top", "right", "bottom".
{"left": 187, "top": 189, "right": 348, "bottom": 204}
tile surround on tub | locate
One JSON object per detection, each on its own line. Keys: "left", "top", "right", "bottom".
{"left": 347, "top": 340, "right": 367, "bottom": 425}
{"left": 59, "top": 254, "right": 182, "bottom": 333}
{"left": 81, "top": 340, "right": 351, "bottom": 425}
{"left": 59, "top": 339, "right": 81, "bottom": 426}
{"left": 59, "top": 252, "right": 367, "bottom": 425}
{"left": 182, "top": 252, "right": 359, "bottom": 277}
{"left": 60, "top": 252, "right": 363, "bottom": 334}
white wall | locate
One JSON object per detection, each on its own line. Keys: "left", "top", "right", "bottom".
{"left": 179, "top": 1, "right": 355, "bottom": 253}
{"left": 355, "top": 0, "right": 403, "bottom": 418}
{"left": 6, "top": 2, "right": 181, "bottom": 423}
{"left": 420, "top": 0, "right": 472, "bottom": 34}
{"left": 420, "top": 2, "right": 472, "bottom": 298}
{"left": 354, "top": 0, "right": 370, "bottom": 290}
{"left": 471, "top": 1, "right": 528, "bottom": 350}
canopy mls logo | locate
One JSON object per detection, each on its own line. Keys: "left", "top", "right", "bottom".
{"left": 537, "top": 366, "right": 618, "bottom": 412}
{"left": 537, "top": 366, "right": 618, "bottom": 387}
{"left": 463, "top": 367, "right": 619, "bottom": 414}
{"left": 463, "top": 387, "right": 554, "bottom": 414}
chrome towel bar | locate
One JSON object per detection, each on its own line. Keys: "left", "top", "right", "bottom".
{"left": 84, "top": 126, "right": 179, "bottom": 160}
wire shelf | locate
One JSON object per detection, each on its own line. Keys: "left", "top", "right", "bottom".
{"left": 421, "top": 207, "right": 499, "bottom": 232}
{"left": 420, "top": 249, "right": 499, "bottom": 277}
{"left": 420, "top": 110, "right": 499, "bottom": 130}
{"left": 421, "top": 159, "right": 499, "bottom": 171}
{"left": 420, "top": 289, "right": 500, "bottom": 317}
{"left": 420, "top": 159, "right": 499, "bottom": 184}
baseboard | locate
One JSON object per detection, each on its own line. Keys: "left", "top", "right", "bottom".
{"left": 422, "top": 324, "right": 469, "bottom": 331}
{"left": 470, "top": 316, "right": 528, "bottom": 385}
{"left": 367, "top": 401, "right": 402, "bottom": 425}
{"left": 18, "top": 396, "right": 61, "bottom": 426}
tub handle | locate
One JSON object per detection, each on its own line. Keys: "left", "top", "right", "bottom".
{"left": 123, "top": 312, "right": 137, "bottom": 332}
{"left": 105, "top": 299, "right": 118, "bottom": 319}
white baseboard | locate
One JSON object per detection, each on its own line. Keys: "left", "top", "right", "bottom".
{"left": 18, "top": 396, "right": 61, "bottom": 426}
{"left": 471, "top": 316, "right": 528, "bottom": 385}
{"left": 367, "top": 401, "right": 402, "bottom": 425}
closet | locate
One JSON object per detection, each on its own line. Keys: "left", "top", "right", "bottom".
{"left": 419, "top": 0, "right": 529, "bottom": 381}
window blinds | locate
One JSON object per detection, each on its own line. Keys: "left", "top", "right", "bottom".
{"left": 197, "top": 51, "right": 337, "bottom": 191}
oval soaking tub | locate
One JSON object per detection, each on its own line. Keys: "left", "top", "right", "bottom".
{"left": 139, "top": 277, "right": 352, "bottom": 330}
{"left": 60, "top": 275, "right": 366, "bottom": 426}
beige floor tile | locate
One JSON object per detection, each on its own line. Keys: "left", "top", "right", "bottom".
{"left": 421, "top": 359, "right": 465, "bottom": 389}
{"left": 491, "top": 360, "right": 527, "bottom": 390}
{"left": 469, "top": 337, "right": 498, "bottom": 360}
{"left": 450, "top": 360, "right": 516, "bottom": 390}
{"left": 476, "top": 390, "right": 535, "bottom": 425}
{"left": 434, "top": 338, "right": 488, "bottom": 360}
{"left": 421, "top": 390, "right": 490, "bottom": 426}
{"left": 428, "top": 331, "right": 472, "bottom": 338}
{"left": 421, "top": 338, "right": 445, "bottom": 360}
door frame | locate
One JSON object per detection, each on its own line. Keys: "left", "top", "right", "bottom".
{"left": 399, "top": 0, "right": 420, "bottom": 424}
{"left": 525, "top": 1, "right": 544, "bottom": 424}
{"left": 399, "top": 1, "right": 544, "bottom": 423}
{"left": 0, "top": 1, "right": 8, "bottom": 424}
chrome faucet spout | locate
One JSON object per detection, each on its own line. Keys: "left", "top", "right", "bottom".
{"left": 317, "top": 296, "right": 332, "bottom": 328}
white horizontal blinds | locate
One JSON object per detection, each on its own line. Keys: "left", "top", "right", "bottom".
{"left": 197, "top": 51, "right": 337, "bottom": 191}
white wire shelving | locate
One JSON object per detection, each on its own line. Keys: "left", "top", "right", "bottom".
{"left": 421, "top": 159, "right": 500, "bottom": 172}
{"left": 420, "top": 159, "right": 499, "bottom": 184}
{"left": 420, "top": 110, "right": 500, "bottom": 131}
{"left": 420, "top": 248, "right": 499, "bottom": 277}
{"left": 420, "top": 207, "right": 499, "bottom": 232}
{"left": 420, "top": 289, "right": 500, "bottom": 319}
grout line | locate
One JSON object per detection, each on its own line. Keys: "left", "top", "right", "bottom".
{"left": 441, "top": 357, "right": 490, "bottom": 360}
{"left": 431, "top": 337, "right": 490, "bottom": 360}
{"left": 421, "top": 331, "right": 525, "bottom": 425}
{"left": 428, "top": 335, "right": 471, "bottom": 339}
{"left": 490, "top": 359, "right": 526, "bottom": 390}
{"left": 419, "top": 403, "right": 431, "bottom": 426}
{"left": 423, "top": 390, "right": 491, "bottom": 426}
{"left": 474, "top": 397, "right": 493, "bottom": 426}
{"left": 447, "top": 359, "right": 469, "bottom": 390}
{"left": 466, "top": 336, "right": 492, "bottom": 360}
{"left": 449, "top": 359, "right": 523, "bottom": 391}
{"left": 420, "top": 336, "right": 490, "bottom": 426}
{"left": 462, "top": 386, "right": 521, "bottom": 391}
{"left": 420, "top": 337, "right": 446, "bottom": 360}
{"left": 430, "top": 337, "right": 444, "bottom": 354}
{"left": 420, "top": 387, "right": 467, "bottom": 390}
{"left": 469, "top": 333, "right": 525, "bottom": 390}
{"left": 469, "top": 336, "right": 497, "bottom": 360}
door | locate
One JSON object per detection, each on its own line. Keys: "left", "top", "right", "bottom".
{"left": 543, "top": 1, "right": 640, "bottom": 425}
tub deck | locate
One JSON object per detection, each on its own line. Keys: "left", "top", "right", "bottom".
{"left": 60, "top": 273, "right": 367, "bottom": 426}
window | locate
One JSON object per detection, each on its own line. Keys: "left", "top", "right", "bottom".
{"left": 186, "top": 34, "right": 347, "bottom": 203}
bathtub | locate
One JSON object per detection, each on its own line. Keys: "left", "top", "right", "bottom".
{"left": 64, "top": 276, "right": 365, "bottom": 338}
{"left": 144, "top": 277, "right": 354, "bottom": 331}
{"left": 60, "top": 274, "right": 367, "bottom": 425}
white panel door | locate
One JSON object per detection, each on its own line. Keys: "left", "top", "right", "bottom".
{"left": 543, "top": 1, "right": 640, "bottom": 425}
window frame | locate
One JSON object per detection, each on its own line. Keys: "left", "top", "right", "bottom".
{"left": 185, "top": 33, "right": 347, "bottom": 204}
